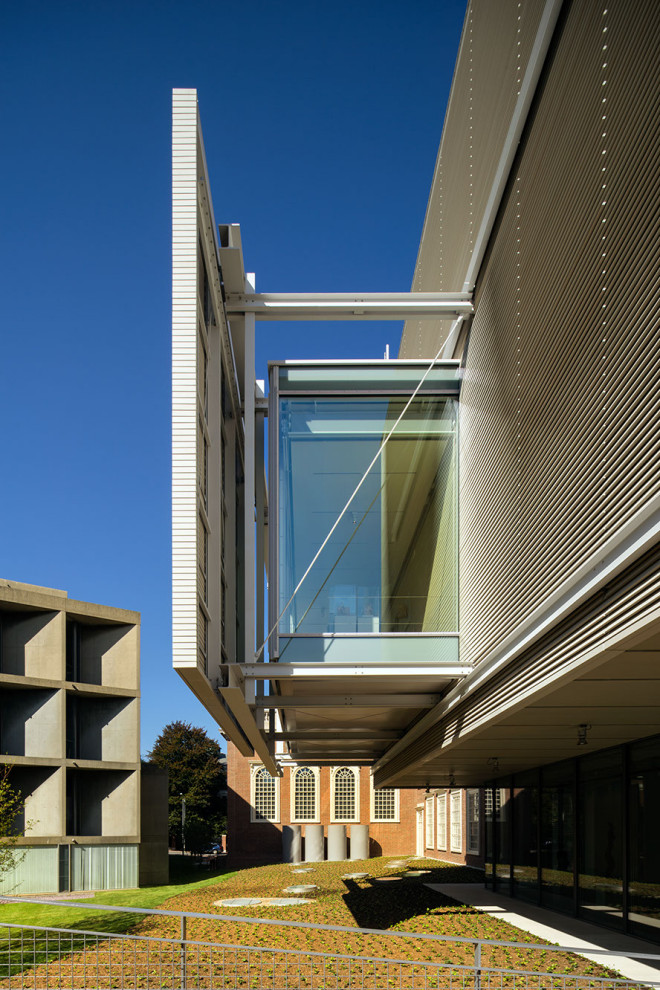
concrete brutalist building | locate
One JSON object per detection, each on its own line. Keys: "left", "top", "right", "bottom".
{"left": 0, "top": 579, "right": 167, "bottom": 894}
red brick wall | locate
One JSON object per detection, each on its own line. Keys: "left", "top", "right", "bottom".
{"left": 227, "top": 745, "right": 484, "bottom": 868}
{"left": 226, "top": 743, "right": 419, "bottom": 866}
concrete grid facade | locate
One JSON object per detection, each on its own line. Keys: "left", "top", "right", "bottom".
{"left": 0, "top": 579, "right": 167, "bottom": 894}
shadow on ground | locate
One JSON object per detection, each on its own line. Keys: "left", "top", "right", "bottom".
{"left": 342, "top": 862, "right": 483, "bottom": 930}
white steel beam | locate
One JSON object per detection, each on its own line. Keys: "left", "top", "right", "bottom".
{"left": 269, "top": 730, "right": 400, "bottom": 741}
{"left": 254, "top": 694, "right": 441, "bottom": 708}
{"left": 292, "top": 754, "right": 387, "bottom": 762}
{"left": 243, "top": 274, "right": 256, "bottom": 668}
{"left": 220, "top": 667, "right": 280, "bottom": 776}
{"left": 226, "top": 292, "right": 473, "bottom": 321}
{"left": 241, "top": 663, "right": 471, "bottom": 678}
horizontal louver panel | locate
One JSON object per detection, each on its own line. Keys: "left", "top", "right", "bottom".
{"left": 381, "top": 543, "right": 660, "bottom": 783}
{"left": 459, "top": 0, "right": 660, "bottom": 666}
{"left": 172, "top": 89, "right": 200, "bottom": 670}
{"left": 401, "top": 0, "right": 547, "bottom": 358}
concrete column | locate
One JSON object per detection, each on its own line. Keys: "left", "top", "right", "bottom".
{"left": 304, "top": 824, "right": 324, "bottom": 862}
{"left": 282, "top": 825, "right": 301, "bottom": 864}
{"left": 350, "top": 824, "right": 369, "bottom": 861}
{"left": 327, "top": 824, "right": 347, "bottom": 861}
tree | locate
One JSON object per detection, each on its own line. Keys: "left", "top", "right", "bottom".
{"left": 147, "top": 722, "right": 226, "bottom": 851}
{"left": 0, "top": 765, "right": 27, "bottom": 875}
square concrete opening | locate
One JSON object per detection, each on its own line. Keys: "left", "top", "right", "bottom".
{"left": 66, "top": 768, "right": 138, "bottom": 837}
{"left": 0, "top": 685, "right": 62, "bottom": 758}
{"left": 0, "top": 609, "right": 62, "bottom": 679}
{"left": 66, "top": 620, "right": 138, "bottom": 689}
{"left": 65, "top": 694, "right": 138, "bottom": 763}
{"left": 8, "top": 765, "right": 63, "bottom": 837}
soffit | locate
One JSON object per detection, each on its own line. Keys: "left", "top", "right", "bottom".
{"left": 266, "top": 670, "right": 458, "bottom": 764}
{"left": 372, "top": 618, "right": 660, "bottom": 787}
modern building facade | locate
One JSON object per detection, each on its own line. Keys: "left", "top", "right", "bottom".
{"left": 172, "top": 0, "right": 660, "bottom": 942}
{"left": 0, "top": 579, "right": 166, "bottom": 893}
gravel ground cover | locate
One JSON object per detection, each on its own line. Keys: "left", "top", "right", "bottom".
{"left": 133, "top": 858, "right": 619, "bottom": 980}
{"left": 2, "top": 859, "right": 625, "bottom": 986}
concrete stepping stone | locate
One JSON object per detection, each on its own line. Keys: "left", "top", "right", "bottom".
{"left": 283, "top": 884, "right": 318, "bottom": 894}
{"left": 403, "top": 870, "right": 431, "bottom": 877}
{"left": 215, "top": 897, "right": 264, "bottom": 907}
{"left": 341, "top": 872, "right": 370, "bottom": 880}
{"left": 291, "top": 868, "right": 314, "bottom": 873}
{"left": 374, "top": 876, "right": 402, "bottom": 882}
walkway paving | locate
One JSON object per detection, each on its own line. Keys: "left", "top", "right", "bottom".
{"left": 428, "top": 883, "right": 660, "bottom": 985}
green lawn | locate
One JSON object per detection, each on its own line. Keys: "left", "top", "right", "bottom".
{"left": 0, "top": 858, "right": 236, "bottom": 935}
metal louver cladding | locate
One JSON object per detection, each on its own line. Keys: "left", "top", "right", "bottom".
{"left": 374, "top": 541, "right": 660, "bottom": 788}
{"left": 401, "top": 0, "right": 548, "bottom": 357}
{"left": 458, "top": 0, "right": 660, "bottom": 671}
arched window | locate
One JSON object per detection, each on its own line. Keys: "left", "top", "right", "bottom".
{"left": 250, "top": 765, "right": 279, "bottom": 823}
{"left": 331, "top": 767, "right": 359, "bottom": 822}
{"left": 292, "top": 766, "right": 318, "bottom": 822}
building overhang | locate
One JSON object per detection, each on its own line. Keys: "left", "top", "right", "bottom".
{"left": 256, "top": 668, "right": 463, "bottom": 764}
{"left": 372, "top": 617, "right": 660, "bottom": 788}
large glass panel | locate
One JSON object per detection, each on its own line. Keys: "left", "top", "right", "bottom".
{"left": 495, "top": 785, "right": 512, "bottom": 893}
{"left": 629, "top": 735, "right": 660, "bottom": 941}
{"left": 578, "top": 749, "right": 623, "bottom": 929}
{"left": 278, "top": 396, "right": 457, "bottom": 637}
{"left": 513, "top": 772, "right": 539, "bottom": 903}
{"left": 541, "top": 761, "right": 575, "bottom": 913}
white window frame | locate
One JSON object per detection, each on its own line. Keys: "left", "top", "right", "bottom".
{"left": 450, "top": 789, "right": 462, "bottom": 853}
{"left": 330, "top": 766, "right": 360, "bottom": 823}
{"left": 290, "top": 766, "right": 320, "bottom": 824}
{"left": 250, "top": 764, "right": 280, "bottom": 824}
{"left": 370, "top": 780, "right": 400, "bottom": 823}
{"left": 484, "top": 787, "right": 504, "bottom": 817}
{"left": 425, "top": 795, "right": 435, "bottom": 849}
{"left": 436, "top": 792, "right": 447, "bottom": 851}
{"left": 466, "top": 789, "right": 480, "bottom": 854}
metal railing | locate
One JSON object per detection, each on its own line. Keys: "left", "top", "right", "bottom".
{"left": 1, "top": 897, "right": 660, "bottom": 989}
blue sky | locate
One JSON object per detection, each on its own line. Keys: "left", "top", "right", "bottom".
{"left": 1, "top": 0, "right": 466, "bottom": 754}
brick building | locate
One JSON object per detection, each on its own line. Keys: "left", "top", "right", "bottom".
{"left": 226, "top": 740, "right": 484, "bottom": 869}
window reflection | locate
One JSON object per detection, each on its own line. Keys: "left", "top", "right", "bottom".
{"left": 578, "top": 750, "right": 623, "bottom": 929}
{"left": 513, "top": 774, "right": 538, "bottom": 903}
{"left": 278, "top": 396, "right": 458, "bottom": 636}
{"left": 483, "top": 736, "right": 660, "bottom": 943}
{"left": 629, "top": 737, "right": 660, "bottom": 938}
{"left": 541, "top": 762, "right": 575, "bottom": 913}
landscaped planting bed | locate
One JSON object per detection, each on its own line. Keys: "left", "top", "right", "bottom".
{"left": 135, "top": 858, "right": 620, "bottom": 980}
{"left": 2, "top": 859, "right": 627, "bottom": 986}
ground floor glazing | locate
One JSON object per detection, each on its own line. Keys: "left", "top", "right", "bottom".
{"left": 485, "top": 733, "right": 660, "bottom": 943}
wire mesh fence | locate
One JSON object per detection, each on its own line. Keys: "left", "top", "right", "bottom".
{"left": 1, "top": 901, "right": 660, "bottom": 990}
